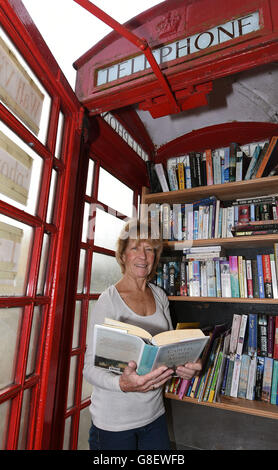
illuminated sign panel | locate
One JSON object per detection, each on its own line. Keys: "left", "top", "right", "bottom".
{"left": 97, "top": 12, "right": 260, "bottom": 87}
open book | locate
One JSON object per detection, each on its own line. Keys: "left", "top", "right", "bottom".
{"left": 93, "top": 318, "right": 209, "bottom": 375}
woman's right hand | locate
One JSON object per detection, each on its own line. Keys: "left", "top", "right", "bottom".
{"left": 119, "top": 361, "right": 173, "bottom": 393}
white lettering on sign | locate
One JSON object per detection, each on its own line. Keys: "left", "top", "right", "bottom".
{"left": 0, "top": 130, "right": 33, "bottom": 205}
{"left": 97, "top": 12, "right": 260, "bottom": 87}
{"left": 0, "top": 36, "right": 44, "bottom": 135}
{"left": 101, "top": 112, "right": 149, "bottom": 161}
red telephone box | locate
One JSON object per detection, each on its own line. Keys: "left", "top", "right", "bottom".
{"left": 1, "top": 0, "right": 278, "bottom": 450}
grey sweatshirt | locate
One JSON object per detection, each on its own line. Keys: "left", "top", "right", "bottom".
{"left": 83, "top": 283, "right": 173, "bottom": 431}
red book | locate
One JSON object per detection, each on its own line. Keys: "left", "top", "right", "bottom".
{"left": 273, "top": 316, "right": 278, "bottom": 360}
{"left": 262, "top": 254, "right": 273, "bottom": 298}
{"left": 205, "top": 149, "right": 213, "bottom": 185}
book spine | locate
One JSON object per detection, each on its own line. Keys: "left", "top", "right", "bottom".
{"left": 154, "top": 163, "right": 169, "bottom": 192}
{"left": 273, "top": 316, "right": 278, "bottom": 360}
{"left": 229, "top": 256, "right": 240, "bottom": 297}
{"left": 246, "top": 259, "right": 254, "bottom": 298}
{"left": 270, "top": 254, "right": 278, "bottom": 299}
{"left": 246, "top": 356, "right": 257, "bottom": 400}
{"left": 248, "top": 313, "right": 258, "bottom": 357}
{"left": 271, "top": 360, "right": 278, "bottom": 404}
{"left": 177, "top": 162, "right": 185, "bottom": 190}
{"left": 258, "top": 314, "right": 268, "bottom": 357}
{"left": 205, "top": 149, "right": 214, "bottom": 185}
{"left": 257, "top": 254, "right": 265, "bottom": 298}
{"left": 261, "top": 357, "right": 273, "bottom": 402}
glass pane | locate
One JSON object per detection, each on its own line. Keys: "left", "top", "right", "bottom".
{"left": 0, "top": 308, "right": 22, "bottom": 389}
{"left": 0, "top": 121, "right": 43, "bottom": 216}
{"left": 77, "top": 407, "right": 91, "bottom": 450}
{"left": 98, "top": 168, "right": 133, "bottom": 217}
{"left": 55, "top": 112, "right": 64, "bottom": 158}
{"left": 77, "top": 249, "right": 86, "bottom": 294}
{"left": 90, "top": 253, "right": 121, "bottom": 294}
{"left": 63, "top": 417, "right": 72, "bottom": 450}
{"left": 72, "top": 301, "right": 81, "bottom": 349}
{"left": 26, "top": 307, "right": 41, "bottom": 376}
{"left": 17, "top": 388, "right": 32, "bottom": 450}
{"left": 0, "top": 27, "right": 51, "bottom": 145}
{"left": 46, "top": 169, "right": 58, "bottom": 223}
{"left": 0, "top": 400, "right": 10, "bottom": 450}
{"left": 86, "top": 159, "right": 94, "bottom": 196}
{"left": 81, "top": 202, "right": 90, "bottom": 243}
{"left": 67, "top": 355, "right": 78, "bottom": 409}
{"left": 0, "top": 214, "right": 33, "bottom": 296}
{"left": 94, "top": 209, "right": 125, "bottom": 251}
{"left": 36, "top": 233, "right": 50, "bottom": 295}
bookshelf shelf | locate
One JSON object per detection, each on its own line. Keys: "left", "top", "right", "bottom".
{"left": 143, "top": 175, "right": 278, "bottom": 205}
{"left": 168, "top": 296, "right": 278, "bottom": 303}
{"left": 164, "top": 234, "right": 278, "bottom": 250}
{"left": 165, "top": 393, "right": 278, "bottom": 420}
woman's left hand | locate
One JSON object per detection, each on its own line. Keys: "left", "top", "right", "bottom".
{"left": 175, "top": 359, "right": 202, "bottom": 380}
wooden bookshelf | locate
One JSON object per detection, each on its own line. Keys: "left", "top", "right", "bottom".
{"left": 141, "top": 175, "right": 278, "bottom": 420}
{"left": 165, "top": 393, "right": 278, "bottom": 420}
{"left": 142, "top": 175, "right": 278, "bottom": 205}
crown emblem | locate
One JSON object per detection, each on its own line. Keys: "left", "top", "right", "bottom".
{"left": 156, "top": 11, "right": 182, "bottom": 39}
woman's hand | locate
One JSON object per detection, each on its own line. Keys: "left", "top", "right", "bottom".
{"left": 119, "top": 361, "right": 173, "bottom": 393}
{"left": 175, "top": 359, "right": 202, "bottom": 380}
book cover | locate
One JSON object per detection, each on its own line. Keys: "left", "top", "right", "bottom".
{"left": 154, "top": 163, "right": 169, "bottom": 192}
{"left": 205, "top": 149, "right": 213, "bottom": 185}
{"left": 238, "top": 354, "right": 251, "bottom": 399}
{"left": 229, "top": 256, "right": 240, "bottom": 297}
{"left": 93, "top": 320, "right": 209, "bottom": 375}
{"left": 257, "top": 254, "right": 265, "bottom": 298}
{"left": 271, "top": 360, "right": 278, "bottom": 405}
{"left": 246, "top": 356, "right": 257, "bottom": 400}
{"left": 257, "top": 314, "right": 268, "bottom": 357}
{"left": 261, "top": 357, "right": 273, "bottom": 402}
{"left": 244, "top": 144, "right": 262, "bottom": 180}
{"left": 229, "top": 142, "right": 237, "bottom": 182}
{"left": 262, "top": 255, "right": 273, "bottom": 299}
{"left": 220, "top": 260, "right": 231, "bottom": 297}
{"left": 248, "top": 314, "right": 257, "bottom": 357}
{"left": 255, "top": 136, "right": 278, "bottom": 178}
{"left": 255, "top": 356, "right": 265, "bottom": 400}
{"left": 177, "top": 162, "right": 185, "bottom": 190}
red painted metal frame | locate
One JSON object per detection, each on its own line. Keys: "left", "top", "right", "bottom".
{"left": 74, "top": 0, "right": 278, "bottom": 118}
{"left": 0, "top": 0, "right": 82, "bottom": 450}
{"left": 73, "top": 0, "right": 180, "bottom": 114}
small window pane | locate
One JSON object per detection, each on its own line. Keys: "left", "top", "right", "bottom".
{"left": 0, "top": 122, "right": 43, "bottom": 216}
{"left": 0, "top": 215, "right": 33, "bottom": 297}
{"left": 26, "top": 307, "right": 41, "bottom": 376}
{"left": 0, "top": 27, "right": 51, "bottom": 145}
{"left": 63, "top": 417, "right": 72, "bottom": 450}
{"left": 55, "top": 112, "right": 64, "bottom": 158}
{"left": 46, "top": 169, "right": 58, "bottom": 223}
{"left": 81, "top": 202, "right": 90, "bottom": 243}
{"left": 98, "top": 168, "right": 133, "bottom": 217}
{"left": 72, "top": 301, "right": 81, "bottom": 349}
{"left": 94, "top": 209, "right": 125, "bottom": 251}
{"left": 77, "top": 249, "right": 86, "bottom": 294}
{"left": 0, "top": 400, "right": 10, "bottom": 450}
{"left": 18, "top": 388, "right": 32, "bottom": 450}
{"left": 86, "top": 159, "right": 94, "bottom": 196}
{"left": 37, "top": 233, "right": 50, "bottom": 295}
{"left": 0, "top": 307, "right": 22, "bottom": 389}
{"left": 67, "top": 355, "right": 78, "bottom": 409}
{"left": 90, "top": 253, "right": 121, "bottom": 294}
{"left": 77, "top": 407, "right": 91, "bottom": 450}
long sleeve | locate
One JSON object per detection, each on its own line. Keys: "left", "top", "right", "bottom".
{"left": 83, "top": 291, "right": 122, "bottom": 392}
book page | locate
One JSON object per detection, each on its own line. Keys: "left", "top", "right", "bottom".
{"left": 153, "top": 337, "right": 209, "bottom": 371}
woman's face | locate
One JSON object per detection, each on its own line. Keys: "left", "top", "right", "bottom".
{"left": 122, "top": 239, "right": 155, "bottom": 280}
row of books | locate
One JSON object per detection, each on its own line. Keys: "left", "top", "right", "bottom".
{"left": 166, "top": 313, "right": 278, "bottom": 405}
{"left": 155, "top": 193, "right": 278, "bottom": 241}
{"left": 155, "top": 246, "right": 278, "bottom": 299}
{"left": 147, "top": 136, "right": 278, "bottom": 193}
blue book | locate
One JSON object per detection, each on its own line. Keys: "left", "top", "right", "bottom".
{"left": 193, "top": 210, "right": 199, "bottom": 240}
{"left": 224, "top": 147, "right": 230, "bottom": 182}
{"left": 256, "top": 254, "right": 265, "bottom": 298}
{"left": 215, "top": 259, "right": 221, "bottom": 297}
{"left": 248, "top": 314, "right": 258, "bottom": 357}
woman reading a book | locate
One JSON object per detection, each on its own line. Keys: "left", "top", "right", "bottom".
{"left": 83, "top": 219, "right": 202, "bottom": 450}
